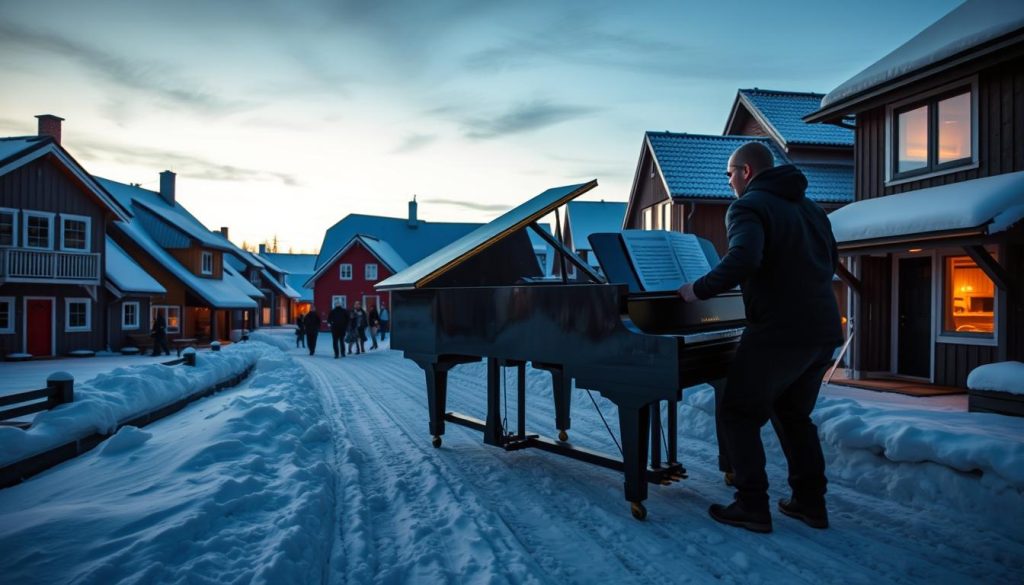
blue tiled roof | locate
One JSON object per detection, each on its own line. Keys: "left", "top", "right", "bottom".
{"left": 739, "top": 89, "right": 853, "bottom": 147}
{"left": 646, "top": 132, "right": 852, "bottom": 204}
{"left": 316, "top": 215, "right": 481, "bottom": 271}
{"left": 260, "top": 252, "right": 316, "bottom": 275}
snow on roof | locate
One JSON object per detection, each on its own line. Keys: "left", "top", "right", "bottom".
{"left": 359, "top": 236, "right": 409, "bottom": 273}
{"left": 250, "top": 252, "right": 287, "bottom": 274}
{"left": 828, "top": 170, "right": 1024, "bottom": 245}
{"left": 566, "top": 201, "right": 627, "bottom": 251}
{"left": 315, "top": 214, "right": 480, "bottom": 271}
{"left": 285, "top": 274, "right": 313, "bottom": 302}
{"left": 260, "top": 252, "right": 316, "bottom": 274}
{"left": 738, "top": 89, "right": 854, "bottom": 146}
{"left": 261, "top": 269, "right": 301, "bottom": 299}
{"left": 114, "top": 219, "right": 256, "bottom": 309}
{"left": 132, "top": 199, "right": 235, "bottom": 252}
{"left": 105, "top": 237, "right": 165, "bottom": 294}
{"left": 0, "top": 136, "right": 45, "bottom": 165}
{"left": 223, "top": 261, "right": 263, "bottom": 299}
{"left": 818, "top": 0, "right": 1024, "bottom": 114}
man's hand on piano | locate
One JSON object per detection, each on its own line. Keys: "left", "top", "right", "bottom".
{"left": 678, "top": 282, "right": 699, "bottom": 302}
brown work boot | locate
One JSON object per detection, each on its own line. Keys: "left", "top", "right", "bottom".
{"left": 723, "top": 471, "right": 735, "bottom": 486}
{"left": 778, "top": 498, "right": 829, "bottom": 529}
{"left": 708, "top": 501, "right": 772, "bottom": 533}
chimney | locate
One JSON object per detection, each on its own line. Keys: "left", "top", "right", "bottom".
{"left": 36, "top": 114, "right": 65, "bottom": 145}
{"left": 220, "top": 227, "right": 229, "bottom": 240}
{"left": 408, "top": 195, "right": 418, "bottom": 228}
{"left": 159, "top": 170, "right": 176, "bottom": 206}
{"left": 258, "top": 243, "right": 266, "bottom": 254}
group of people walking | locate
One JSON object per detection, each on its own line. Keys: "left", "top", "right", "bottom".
{"left": 295, "top": 303, "right": 390, "bottom": 359}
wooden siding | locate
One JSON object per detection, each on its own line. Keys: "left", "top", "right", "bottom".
{"left": 0, "top": 283, "right": 109, "bottom": 357}
{"left": 934, "top": 342, "right": 999, "bottom": 387}
{"left": 169, "top": 246, "right": 223, "bottom": 279}
{"left": 108, "top": 296, "right": 152, "bottom": 351}
{"left": 687, "top": 203, "right": 729, "bottom": 257}
{"left": 856, "top": 256, "right": 892, "bottom": 372}
{"left": 625, "top": 149, "right": 669, "bottom": 228}
{"left": 855, "top": 56, "right": 1024, "bottom": 200}
{"left": 311, "top": 242, "right": 393, "bottom": 329}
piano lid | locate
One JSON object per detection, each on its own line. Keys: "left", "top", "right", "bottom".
{"left": 376, "top": 180, "right": 597, "bottom": 291}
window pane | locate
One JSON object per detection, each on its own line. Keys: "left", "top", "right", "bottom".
{"left": 943, "top": 256, "right": 994, "bottom": 335}
{"left": 938, "top": 92, "right": 971, "bottom": 164}
{"left": 0, "top": 213, "right": 13, "bottom": 246}
{"left": 27, "top": 216, "right": 50, "bottom": 248}
{"left": 69, "top": 302, "right": 87, "bottom": 328}
{"left": 0, "top": 301, "right": 9, "bottom": 329}
{"left": 64, "top": 219, "right": 87, "bottom": 250}
{"left": 897, "top": 105, "right": 929, "bottom": 173}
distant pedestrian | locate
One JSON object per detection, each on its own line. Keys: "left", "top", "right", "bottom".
{"left": 328, "top": 302, "right": 350, "bottom": 359}
{"left": 295, "top": 313, "right": 306, "bottom": 349}
{"left": 379, "top": 307, "right": 390, "bottom": 341}
{"left": 349, "top": 301, "right": 367, "bottom": 354}
{"left": 303, "top": 310, "right": 321, "bottom": 356}
{"left": 368, "top": 305, "right": 380, "bottom": 350}
{"left": 151, "top": 313, "right": 170, "bottom": 356}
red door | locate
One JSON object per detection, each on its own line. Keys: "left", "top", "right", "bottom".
{"left": 26, "top": 299, "right": 52, "bottom": 357}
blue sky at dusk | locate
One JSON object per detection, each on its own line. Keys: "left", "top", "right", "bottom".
{"left": 0, "top": 0, "right": 961, "bottom": 252}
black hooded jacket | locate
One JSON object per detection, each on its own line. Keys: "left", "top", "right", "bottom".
{"left": 692, "top": 164, "right": 843, "bottom": 347}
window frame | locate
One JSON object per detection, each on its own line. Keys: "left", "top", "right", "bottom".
{"left": 122, "top": 301, "right": 140, "bottom": 330}
{"left": 65, "top": 297, "right": 92, "bottom": 332}
{"left": 201, "top": 251, "right": 214, "bottom": 275}
{"left": 59, "top": 213, "right": 91, "bottom": 252}
{"left": 365, "top": 263, "right": 378, "bottom": 281}
{"left": 151, "top": 305, "right": 182, "bottom": 334}
{"left": 0, "top": 296, "right": 14, "bottom": 333}
{"left": 886, "top": 77, "right": 979, "bottom": 185}
{"left": 23, "top": 210, "right": 55, "bottom": 250}
{"left": 339, "top": 263, "right": 353, "bottom": 280}
{"left": 0, "top": 208, "right": 17, "bottom": 247}
{"left": 332, "top": 295, "right": 347, "bottom": 309}
{"left": 935, "top": 249, "right": 999, "bottom": 346}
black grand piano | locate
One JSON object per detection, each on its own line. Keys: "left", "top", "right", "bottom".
{"left": 375, "top": 181, "right": 744, "bottom": 519}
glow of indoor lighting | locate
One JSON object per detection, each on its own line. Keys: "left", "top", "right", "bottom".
{"left": 908, "top": 248, "right": 922, "bottom": 253}
{"left": 959, "top": 284, "right": 974, "bottom": 293}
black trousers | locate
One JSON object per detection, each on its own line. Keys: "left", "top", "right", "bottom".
{"left": 151, "top": 335, "right": 170, "bottom": 356}
{"left": 717, "top": 341, "right": 835, "bottom": 511}
{"left": 331, "top": 330, "right": 346, "bottom": 357}
{"left": 306, "top": 331, "right": 318, "bottom": 355}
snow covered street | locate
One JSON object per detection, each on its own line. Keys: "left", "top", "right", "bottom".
{"left": 0, "top": 329, "right": 1021, "bottom": 584}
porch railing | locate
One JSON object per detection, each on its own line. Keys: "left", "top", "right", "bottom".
{"left": 0, "top": 248, "right": 101, "bottom": 283}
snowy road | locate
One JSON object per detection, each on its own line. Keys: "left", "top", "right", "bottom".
{"left": 294, "top": 337, "right": 1022, "bottom": 585}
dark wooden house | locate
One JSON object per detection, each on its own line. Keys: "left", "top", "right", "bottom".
{"left": 806, "top": 1, "right": 1024, "bottom": 388}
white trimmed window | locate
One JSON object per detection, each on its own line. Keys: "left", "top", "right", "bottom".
{"left": 201, "top": 251, "right": 214, "bottom": 275}
{"left": 151, "top": 305, "right": 181, "bottom": 333}
{"left": 122, "top": 301, "right": 140, "bottom": 330}
{"left": 365, "top": 263, "right": 378, "bottom": 281}
{"left": 250, "top": 270, "right": 261, "bottom": 285}
{"left": 0, "top": 208, "right": 17, "bottom": 247}
{"left": 888, "top": 81, "right": 977, "bottom": 182}
{"left": 332, "top": 295, "right": 347, "bottom": 309}
{"left": 60, "top": 214, "right": 91, "bottom": 252}
{"left": 65, "top": 298, "right": 91, "bottom": 332}
{"left": 339, "top": 263, "right": 353, "bottom": 280}
{"left": 0, "top": 296, "right": 14, "bottom": 333}
{"left": 23, "top": 211, "right": 55, "bottom": 250}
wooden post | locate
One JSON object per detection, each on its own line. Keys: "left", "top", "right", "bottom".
{"left": 46, "top": 372, "right": 74, "bottom": 408}
{"left": 182, "top": 347, "right": 197, "bottom": 366}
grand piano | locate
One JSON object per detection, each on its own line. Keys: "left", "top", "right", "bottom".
{"left": 375, "top": 181, "right": 744, "bottom": 519}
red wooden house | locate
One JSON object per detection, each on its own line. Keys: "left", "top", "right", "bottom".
{"left": 304, "top": 235, "right": 407, "bottom": 322}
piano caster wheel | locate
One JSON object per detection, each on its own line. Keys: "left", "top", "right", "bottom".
{"left": 558, "top": 430, "right": 568, "bottom": 442}
{"left": 630, "top": 502, "right": 647, "bottom": 521}
{"left": 432, "top": 436, "right": 442, "bottom": 448}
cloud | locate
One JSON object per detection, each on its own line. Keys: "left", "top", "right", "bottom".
{"left": 0, "top": 22, "right": 250, "bottom": 114}
{"left": 421, "top": 198, "right": 510, "bottom": 213}
{"left": 74, "top": 138, "right": 300, "bottom": 187}
{"left": 392, "top": 133, "right": 437, "bottom": 154}
{"left": 462, "top": 100, "right": 598, "bottom": 140}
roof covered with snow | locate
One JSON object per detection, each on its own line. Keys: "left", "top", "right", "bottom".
{"left": 645, "top": 132, "right": 853, "bottom": 204}
{"left": 260, "top": 269, "right": 301, "bottom": 299}
{"left": 565, "top": 201, "right": 627, "bottom": 251}
{"left": 260, "top": 252, "right": 315, "bottom": 275}
{"left": 0, "top": 136, "right": 46, "bottom": 165}
{"left": 315, "top": 214, "right": 480, "bottom": 272}
{"left": 736, "top": 89, "right": 854, "bottom": 147}
{"left": 813, "top": 0, "right": 1024, "bottom": 118}
{"left": 306, "top": 234, "right": 410, "bottom": 287}
{"left": 223, "top": 261, "right": 264, "bottom": 299}
{"left": 828, "top": 169, "right": 1024, "bottom": 246}
{"left": 105, "top": 237, "right": 166, "bottom": 295}
{"left": 99, "top": 178, "right": 224, "bottom": 250}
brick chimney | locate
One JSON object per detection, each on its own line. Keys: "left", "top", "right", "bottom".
{"left": 408, "top": 195, "right": 418, "bottom": 228}
{"left": 220, "top": 227, "right": 229, "bottom": 239}
{"left": 258, "top": 243, "right": 266, "bottom": 254}
{"left": 36, "top": 114, "right": 65, "bottom": 145}
{"left": 159, "top": 170, "right": 176, "bottom": 206}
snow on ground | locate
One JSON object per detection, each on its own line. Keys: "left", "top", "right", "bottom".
{"left": 0, "top": 352, "right": 173, "bottom": 398}
{"left": 1, "top": 327, "right": 1022, "bottom": 584}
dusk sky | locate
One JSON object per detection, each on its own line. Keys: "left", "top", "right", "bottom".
{"left": 0, "top": 0, "right": 961, "bottom": 253}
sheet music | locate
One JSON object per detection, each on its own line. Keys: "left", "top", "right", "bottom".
{"left": 667, "top": 232, "right": 711, "bottom": 282}
{"left": 620, "top": 230, "right": 711, "bottom": 292}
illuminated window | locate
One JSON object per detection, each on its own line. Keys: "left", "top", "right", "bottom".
{"left": 642, "top": 207, "right": 653, "bottom": 230}
{"left": 151, "top": 305, "right": 181, "bottom": 333}
{"left": 892, "top": 87, "right": 974, "bottom": 179}
{"left": 943, "top": 255, "right": 994, "bottom": 336}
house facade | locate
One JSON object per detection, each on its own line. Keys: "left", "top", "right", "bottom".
{"left": 259, "top": 249, "right": 316, "bottom": 321}
{"left": 806, "top": 1, "right": 1024, "bottom": 387}
{"left": 305, "top": 235, "right": 406, "bottom": 323}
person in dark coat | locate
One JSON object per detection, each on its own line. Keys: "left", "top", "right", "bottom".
{"left": 367, "top": 306, "right": 380, "bottom": 350}
{"left": 151, "top": 313, "right": 170, "bottom": 356}
{"left": 350, "top": 301, "right": 367, "bottom": 354}
{"left": 303, "top": 310, "right": 322, "bottom": 356}
{"left": 679, "top": 142, "right": 843, "bottom": 534}
{"left": 327, "top": 302, "right": 350, "bottom": 359}
{"left": 295, "top": 314, "right": 306, "bottom": 349}
{"left": 378, "top": 306, "right": 390, "bottom": 341}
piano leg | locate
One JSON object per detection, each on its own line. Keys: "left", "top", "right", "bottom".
{"left": 617, "top": 403, "right": 652, "bottom": 520}
{"left": 533, "top": 362, "right": 571, "bottom": 441}
{"left": 485, "top": 358, "right": 504, "bottom": 446}
{"left": 424, "top": 363, "right": 449, "bottom": 448}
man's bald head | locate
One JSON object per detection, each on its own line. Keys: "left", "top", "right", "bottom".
{"left": 726, "top": 142, "right": 775, "bottom": 197}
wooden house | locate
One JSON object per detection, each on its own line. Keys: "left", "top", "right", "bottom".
{"left": 806, "top": 1, "right": 1024, "bottom": 388}
{"left": 259, "top": 248, "right": 316, "bottom": 321}
{"left": 561, "top": 200, "right": 627, "bottom": 273}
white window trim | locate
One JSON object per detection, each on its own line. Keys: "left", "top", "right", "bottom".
{"left": 201, "top": 251, "right": 214, "bottom": 275}
{"left": 23, "top": 210, "right": 55, "bottom": 250}
{"left": 0, "top": 296, "right": 14, "bottom": 333}
{"left": 122, "top": 301, "right": 140, "bottom": 330}
{"left": 934, "top": 248, "right": 999, "bottom": 347}
{"left": 0, "top": 208, "right": 17, "bottom": 247}
{"left": 332, "top": 295, "right": 347, "bottom": 309}
{"left": 365, "top": 263, "right": 378, "bottom": 281}
{"left": 59, "top": 213, "right": 91, "bottom": 252}
{"left": 151, "top": 305, "right": 182, "bottom": 334}
{"left": 339, "top": 263, "right": 353, "bottom": 280}
{"left": 884, "top": 76, "right": 979, "bottom": 186}
{"left": 65, "top": 297, "right": 92, "bottom": 332}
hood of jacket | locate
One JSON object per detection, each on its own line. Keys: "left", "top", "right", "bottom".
{"left": 741, "top": 164, "right": 807, "bottom": 202}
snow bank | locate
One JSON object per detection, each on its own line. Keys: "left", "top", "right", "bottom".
{"left": 967, "top": 361, "right": 1024, "bottom": 395}
{"left": 0, "top": 342, "right": 267, "bottom": 467}
{"left": 250, "top": 330, "right": 293, "bottom": 352}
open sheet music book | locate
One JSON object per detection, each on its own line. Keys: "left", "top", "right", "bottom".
{"left": 620, "top": 230, "right": 712, "bottom": 292}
